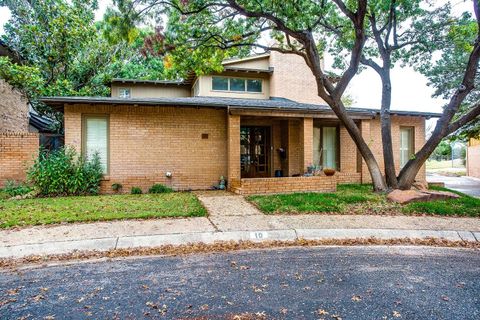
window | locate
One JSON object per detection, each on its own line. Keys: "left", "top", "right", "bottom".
{"left": 211, "top": 77, "right": 262, "bottom": 93}
{"left": 119, "top": 88, "right": 131, "bottom": 98}
{"left": 230, "top": 78, "right": 246, "bottom": 91}
{"left": 313, "top": 125, "right": 338, "bottom": 169}
{"left": 400, "top": 127, "right": 414, "bottom": 168}
{"left": 83, "top": 115, "right": 109, "bottom": 174}
{"left": 212, "top": 77, "right": 229, "bottom": 91}
{"left": 247, "top": 79, "right": 262, "bottom": 92}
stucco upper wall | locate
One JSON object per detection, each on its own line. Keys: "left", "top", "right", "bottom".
{"left": 0, "top": 79, "right": 29, "bottom": 133}
{"left": 111, "top": 84, "right": 191, "bottom": 98}
{"left": 268, "top": 51, "right": 326, "bottom": 105}
{"left": 222, "top": 55, "right": 270, "bottom": 69}
{"left": 196, "top": 73, "right": 270, "bottom": 100}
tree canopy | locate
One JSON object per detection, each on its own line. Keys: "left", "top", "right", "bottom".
{"left": 0, "top": 0, "right": 167, "bottom": 125}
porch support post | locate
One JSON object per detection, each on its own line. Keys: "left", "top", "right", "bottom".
{"left": 227, "top": 113, "right": 241, "bottom": 191}
{"left": 360, "top": 119, "right": 372, "bottom": 184}
{"left": 300, "top": 117, "right": 313, "bottom": 173}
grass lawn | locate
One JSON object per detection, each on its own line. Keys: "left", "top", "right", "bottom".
{"left": 247, "top": 184, "right": 480, "bottom": 217}
{"left": 0, "top": 192, "right": 207, "bottom": 229}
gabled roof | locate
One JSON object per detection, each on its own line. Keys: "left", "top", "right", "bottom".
{"left": 39, "top": 96, "right": 442, "bottom": 118}
{"left": 0, "top": 40, "right": 24, "bottom": 64}
{"left": 29, "top": 111, "right": 55, "bottom": 133}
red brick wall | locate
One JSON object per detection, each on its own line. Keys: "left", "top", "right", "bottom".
{"left": 0, "top": 133, "right": 38, "bottom": 187}
{"left": 233, "top": 175, "right": 337, "bottom": 195}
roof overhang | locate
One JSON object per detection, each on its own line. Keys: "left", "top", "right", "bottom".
{"left": 40, "top": 96, "right": 442, "bottom": 119}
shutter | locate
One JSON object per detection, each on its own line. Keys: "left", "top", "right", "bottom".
{"left": 85, "top": 117, "right": 108, "bottom": 173}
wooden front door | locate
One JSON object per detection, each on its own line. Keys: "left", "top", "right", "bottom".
{"left": 240, "top": 126, "right": 270, "bottom": 178}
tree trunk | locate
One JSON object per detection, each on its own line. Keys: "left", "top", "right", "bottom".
{"left": 379, "top": 68, "right": 398, "bottom": 189}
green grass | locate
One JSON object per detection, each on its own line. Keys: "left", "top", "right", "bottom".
{"left": 0, "top": 192, "right": 207, "bottom": 229}
{"left": 247, "top": 184, "right": 386, "bottom": 214}
{"left": 247, "top": 184, "right": 480, "bottom": 217}
{"left": 402, "top": 186, "right": 480, "bottom": 217}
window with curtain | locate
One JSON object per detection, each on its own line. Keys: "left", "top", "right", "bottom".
{"left": 313, "top": 125, "right": 338, "bottom": 169}
{"left": 83, "top": 115, "right": 109, "bottom": 174}
{"left": 400, "top": 127, "right": 414, "bottom": 168}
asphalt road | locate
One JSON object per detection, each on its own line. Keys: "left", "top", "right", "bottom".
{"left": 427, "top": 173, "right": 480, "bottom": 197}
{"left": 1, "top": 246, "right": 479, "bottom": 319}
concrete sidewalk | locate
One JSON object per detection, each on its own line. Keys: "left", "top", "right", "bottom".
{"left": 1, "top": 213, "right": 479, "bottom": 258}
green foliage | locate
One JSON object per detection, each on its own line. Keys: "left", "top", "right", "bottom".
{"left": 3, "top": 180, "right": 33, "bottom": 197}
{"left": 27, "top": 147, "right": 103, "bottom": 197}
{"left": 431, "top": 140, "right": 452, "bottom": 160}
{"left": 0, "top": 193, "right": 207, "bottom": 228}
{"left": 0, "top": 0, "right": 168, "bottom": 128}
{"left": 148, "top": 184, "right": 173, "bottom": 194}
{"left": 111, "top": 183, "right": 123, "bottom": 192}
{"left": 131, "top": 187, "right": 143, "bottom": 194}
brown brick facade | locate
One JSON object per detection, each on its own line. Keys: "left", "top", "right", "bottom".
{"left": 64, "top": 104, "right": 426, "bottom": 194}
{"left": 65, "top": 104, "right": 228, "bottom": 193}
{"left": 0, "top": 132, "right": 38, "bottom": 187}
{"left": 233, "top": 175, "right": 336, "bottom": 195}
{"left": 359, "top": 116, "right": 426, "bottom": 184}
{"left": 467, "top": 138, "right": 480, "bottom": 178}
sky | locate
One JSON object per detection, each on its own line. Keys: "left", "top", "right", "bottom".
{"left": 0, "top": 0, "right": 474, "bottom": 114}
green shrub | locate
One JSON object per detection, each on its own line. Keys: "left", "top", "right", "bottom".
{"left": 3, "top": 180, "right": 33, "bottom": 197}
{"left": 148, "top": 184, "right": 173, "bottom": 194}
{"left": 27, "top": 147, "right": 103, "bottom": 197}
{"left": 131, "top": 187, "right": 143, "bottom": 194}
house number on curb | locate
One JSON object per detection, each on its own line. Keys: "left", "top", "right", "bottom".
{"left": 250, "top": 231, "right": 268, "bottom": 240}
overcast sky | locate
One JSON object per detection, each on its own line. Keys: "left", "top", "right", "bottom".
{"left": 0, "top": 0, "right": 474, "bottom": 114}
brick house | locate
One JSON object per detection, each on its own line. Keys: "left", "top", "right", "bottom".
{"left": 41, "top": 52, "right": 439, "bottom": 194}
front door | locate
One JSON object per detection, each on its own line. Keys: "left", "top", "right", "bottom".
{"left": 240, "top": 126, "right": 270, "bottom": 178}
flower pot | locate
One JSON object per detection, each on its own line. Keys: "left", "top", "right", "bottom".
{"left": 323, "top": 168, "right": 336, "bottom": 176}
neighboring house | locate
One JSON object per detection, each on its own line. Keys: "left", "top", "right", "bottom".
{"left": 41, "top": 52, "right": 438, "bottom": 194}
{"left": 467, "top": 138, "right": 480, "bottom": 178}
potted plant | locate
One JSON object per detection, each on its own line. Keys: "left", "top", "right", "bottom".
{"left": 323, "top": 168, "right": 336, "bottom": 176}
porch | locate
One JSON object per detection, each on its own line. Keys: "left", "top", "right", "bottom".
{"left": 226, "top": 110, "right": 365, "bottom": 194}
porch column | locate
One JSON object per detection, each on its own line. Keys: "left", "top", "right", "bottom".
{"left": 360, "top": 119, "right": 371, "bottom": 183}
{"left": 227, "top": 114, "right": 241, "bottom": 190}
{"left": 300, "top": 117, "right": 313, "bottom": 173}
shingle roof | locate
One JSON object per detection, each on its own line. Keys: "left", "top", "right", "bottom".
{"left": 39, "top": 96, "right": 442, "bottom": 118}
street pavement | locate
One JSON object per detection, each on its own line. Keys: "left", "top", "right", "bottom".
{"left": 427, "top": 173, "right": 480, "bottom": 197}
{"left": 1, "top": 246, "right": 479, "bottom": 319}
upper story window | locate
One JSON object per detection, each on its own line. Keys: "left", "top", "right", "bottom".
{"left": 118, "top": 88, "right": 131, "bottom": 98}
{"left": 212, "top": 77, "right": 262, "bottom": 93}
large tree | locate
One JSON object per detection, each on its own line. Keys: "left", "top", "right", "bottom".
{"left": 94, "top": 1, "right": 480, "bottom": 190}
{"left": 0, "top": 0, "right": 167, "bottom": 122}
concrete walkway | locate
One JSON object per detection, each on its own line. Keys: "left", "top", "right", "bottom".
{"left": 1, "top": 193, "right": 480, "bottom": 258}
{"left": 427, "top": 173, "right": 480, "bottom": 197}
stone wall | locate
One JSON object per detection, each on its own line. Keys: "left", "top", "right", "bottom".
{"left": 0, "top": 79, "right": 29, "bottom": 133}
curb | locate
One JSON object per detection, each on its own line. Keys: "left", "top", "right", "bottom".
{"left": 0, "top": 228, "right": 478, "bottom": 259}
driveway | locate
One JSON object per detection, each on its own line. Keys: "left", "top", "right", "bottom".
{"left": 427, "top": 173, "right": 480, "bottom": 197}
{"left": 1, "top": 246, "right": 479, "bottom": 319}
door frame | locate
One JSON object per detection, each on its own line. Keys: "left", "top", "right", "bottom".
{"left": 240, "top": 125, "right": 272, "bottom": 178}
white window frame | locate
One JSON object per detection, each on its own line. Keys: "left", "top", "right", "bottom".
{"left": 211, "top": 76, "right": 263, "bottom": 94}
{"left": 400, "top": 126, "right": 414, "bottom": 168}
{"left": 118, "top": 88, "right": 131, "bottom": 99}
{"left": 82, "top": 114, "right": 110, "bottom": 175}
